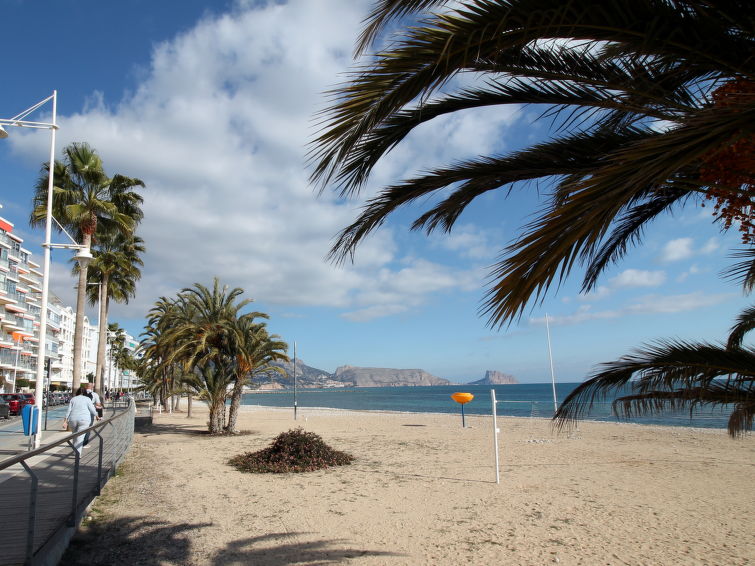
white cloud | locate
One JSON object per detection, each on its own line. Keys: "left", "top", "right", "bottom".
{"left": 537, "top": 291, "right": 734, "bottom": 327}
{"left": 431, "top": 224, "right": 500, "bottom": 260}
{"left": 577, "top": 285, "right": 611, "bottom": 302}
{"left": 610, "top": 269, "right": 666, "bottom": 288}
{"left": 341, "top": 304, "right": 409, "bottom": 322}
{"left": 341, "top": 258, "right": 478, "bottom": 321}
{"left": 9, "top": 0, "right": 495, "bottom": 323}
{"left": 627, "top": 292, "right": 733, "bottom": 314}
{"left": 658, "top": 236, "right": 722, "bottom": 264}
{"left": 700, "top": 238, "right": 719, "bottom": 255}
{"left": 659, "top": 238, "right": 694, "bottom": 262}
{"left": 676, "top": 264, "right": 702, "bottom": 283}
{"left": 530, "top": 305, "right": 620, "bottom": 326}
{"left": 575, "top": 270, "right": 665, "bottom": 303}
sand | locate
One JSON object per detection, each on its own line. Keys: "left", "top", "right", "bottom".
{"left": 60, "top": 404, "right": 754, "bottom": 565}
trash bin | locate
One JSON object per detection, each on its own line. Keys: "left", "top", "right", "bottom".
{"left": 21, "top": 404, "right": 39, "bottom": 436}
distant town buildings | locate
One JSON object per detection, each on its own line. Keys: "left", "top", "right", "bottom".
{"left": 0, "top": 215, "right": 138, "bottom": 393}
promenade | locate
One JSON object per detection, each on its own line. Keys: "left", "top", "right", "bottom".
{"left": 0, "top": 403, "right": 135, "bottom": 565}
{"left": 0, "top": 405, "right": 70, "bottom": 457}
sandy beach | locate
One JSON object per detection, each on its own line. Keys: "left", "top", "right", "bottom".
{"left": 60, "top": 404, "right": 754, "bottom": 565}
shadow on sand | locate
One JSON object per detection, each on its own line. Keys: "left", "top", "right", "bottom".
{"left": 135, "top": 420, "right": 260, "bottom": 439}
{"left": 60, "top": 517, "right": 400, "bottom": 565}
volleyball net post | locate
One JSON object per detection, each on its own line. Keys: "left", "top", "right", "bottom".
{"left": 491, "top": 388, "right": 500, "bottom": 484}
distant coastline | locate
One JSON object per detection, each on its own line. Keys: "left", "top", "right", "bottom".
{"left": 257, "top": 360, "right": 519, "bottom": 389}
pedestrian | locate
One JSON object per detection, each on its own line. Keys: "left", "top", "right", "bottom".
{"left": 85, "top": 383, "right": 104, "bottom": 420}
{"left": 63, "top": 387, "right": 97, "bottom": 454}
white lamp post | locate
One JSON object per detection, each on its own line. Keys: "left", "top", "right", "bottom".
{"left": 1, "top": 91, "right": 91, "bottom": 448}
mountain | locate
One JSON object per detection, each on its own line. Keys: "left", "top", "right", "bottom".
{"left": 468, "top": 370, "right": 519, "bottom": 385}
{"left": 333, "top": 366, "right": 450, "bottom": 387}
{"left": 252, "top": 361, "right": 451, "bottom": 388}
{"left": 254, "top": 359, "right": 342, "bottom": 388}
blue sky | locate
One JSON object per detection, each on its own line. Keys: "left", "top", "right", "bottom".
{"left": 0, "top": 0, "right": 750, "bottom": 383}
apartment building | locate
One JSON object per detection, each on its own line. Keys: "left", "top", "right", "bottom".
{"left": 0, "top": 216, "right": 41, "bottom": 392}
{"left": 0, "top": 215, "right": 126, "bottom": 393}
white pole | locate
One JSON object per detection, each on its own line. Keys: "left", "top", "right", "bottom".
{"left": 12, "top": 336, "right": 21, "bottom": 392}
{"left": 491, "top": 388, "right": 500, "bottom": 484}
{"left": 293, "top": 341, "right": 297, "bottom": 420}
{"left": 546, "top": 313, "right": 558, "bottom": 414}
{"left": 33, "top": 91, "right": 57, "bottom": 448}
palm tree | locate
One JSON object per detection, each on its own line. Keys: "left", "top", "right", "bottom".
{"left": 31, "top": 142, "right": 144, "bottom": 390}
{"left": 310, "top": 0, "right": 754, "bottom": 326}
{"left": 140, "top": 280, "right": 273, "bottom": 433}
{"left": 555, "top": 306, "right": 755, "bottom": 437}
{"left": 185, "top": 361, "right": 236, "bottom": 433}
{"left": 225, "top": 318, "right": 288, "bottom": 433}
{"left": 87, "top": 234, "right": 145, "bottom": 394}
{"left": 140, "top": 296, "right": 186, "bottom": 410}
{"left": 108, "top": 324, "right": 138, "bottom": 393}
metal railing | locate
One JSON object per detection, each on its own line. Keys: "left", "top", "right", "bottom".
{"left": 0, "top": 401, "right": 136, "bottom": 566}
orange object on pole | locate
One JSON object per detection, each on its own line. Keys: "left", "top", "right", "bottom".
{"left": 451, "top": 392, "right": 474, "bottom": 427}
{"left": 451, "top": 392, "right": 474, "bottom": 404}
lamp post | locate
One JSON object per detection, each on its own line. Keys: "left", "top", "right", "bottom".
{"left": 1, "top": 92, "right": 91, "bottom": 448}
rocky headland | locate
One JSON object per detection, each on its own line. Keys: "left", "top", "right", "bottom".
{"left": 467, "top": 370, "right": 519, "bottom": 385}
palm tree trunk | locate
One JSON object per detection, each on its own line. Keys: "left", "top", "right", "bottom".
{"left": 161, "top": 374, "right": 168, "bottom": 410}
{"left": 95, "top": 275, "right": 109, "bottom": 395}
{"left": 72, "top": 232, "right": 92, "bottom": 391}
{"left": 187, "top": 393, "right": 193, "bottom": 418}
{"left": 208, "top": 396, "right": 226, "bottom": 434}
{"left": 225, "top": 375, "right": 245, "bottom": 433}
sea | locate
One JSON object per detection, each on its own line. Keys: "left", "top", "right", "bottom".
{"left": 241, "top": 382, "right": 732, "bottom": 431}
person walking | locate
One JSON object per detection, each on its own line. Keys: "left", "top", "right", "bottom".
{"left": 64, "top": 387, "right": 98, "bottom": 454}
{"left": 85, "top": 383, "right": 104, "bottom": 419}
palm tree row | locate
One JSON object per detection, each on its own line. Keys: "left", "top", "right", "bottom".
{"left": 310, "top": 0, "right": 754, "bottom": 435}
{"left": 86, "top": 233, "right": 145, "bottom": 394}
{"left": 101, "top": 323, "right": 139, "bottom": 394}
{"left": 138, "top": 279, "right": 288, "bottom": 434}
{"left": 31, "top": 142, "right": 145, "bottom": 392}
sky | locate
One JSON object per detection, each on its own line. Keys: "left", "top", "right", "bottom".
{"left": 0, "top": 0, "right": 750, "bottom": 383}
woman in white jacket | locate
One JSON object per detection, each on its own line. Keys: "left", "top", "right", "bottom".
{"left": 64, "top": 386, "right": 98, "bottom": 454}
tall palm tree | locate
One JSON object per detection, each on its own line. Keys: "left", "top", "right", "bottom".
{"left": 554, "top": 305, "right": 755, "bottom": 437}
{"left": 225, "top": 318, "right": 288, "bottom": 433}
{"left": 310, "top": 0, "right": 754, "bottom": 326}
{"left": 31, "top": 142, "right": 144, "bottom": 390}
{"left": 87, "top": 233, "right": 145, "bottom": 394}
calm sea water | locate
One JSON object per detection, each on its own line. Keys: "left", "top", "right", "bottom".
{"left": 241, "top": 382, "right": 731, "bottom": 430}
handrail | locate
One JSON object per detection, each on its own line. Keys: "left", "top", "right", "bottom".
{"left": 0, "top": 399, "right": 136, "bottom": 566}
{"left": 0, "top": 401, "right": 131, "bottom": 471}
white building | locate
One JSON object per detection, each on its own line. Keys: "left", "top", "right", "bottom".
{"left": 0, "top": 214, "right": 138, "bottom": 393}
{"left": 0, "top": 217, "right": 40, "bottom": 391}
{"left": 103, "top": 331, "right": 139, "bottom": 392}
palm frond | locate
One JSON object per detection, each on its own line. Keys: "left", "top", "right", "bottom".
{"left": 727, "top": 304, "right": 755, "bottom": 349}
{"left": 581, "top": 187, "right": 691, "bottom": 291}
{"left": 553, "top": 337, "right": 755, "bottom": 436}
{"left": 355, "top": 0, "right": 447, "bottom": 55}
{"left": 722, "top": 247, "right": 755, "bottom": 293}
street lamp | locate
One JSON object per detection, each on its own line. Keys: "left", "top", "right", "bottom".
{"left": 0, "top": 91, "right": 90, "bottom": 448}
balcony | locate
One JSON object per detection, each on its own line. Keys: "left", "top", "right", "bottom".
{"left": 0, "top": 319, "right": 23, "bottom": 333}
